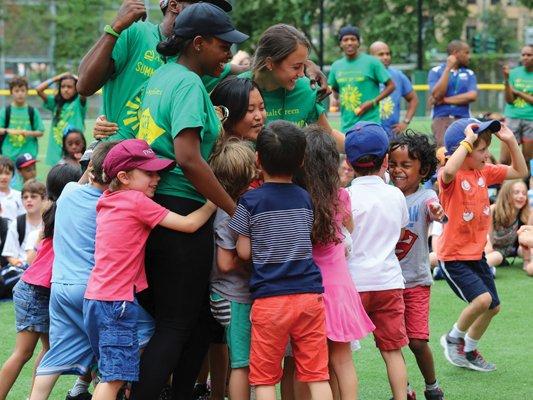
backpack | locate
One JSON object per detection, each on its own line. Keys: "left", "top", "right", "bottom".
{"left": 16, "top": 214, "right": 26, "bottom": 247}
{"left": 0, "top": 217, "right": 9, "bottom": 267}
{"left": 0, "top": 105, "right": 36, "bottom": 154}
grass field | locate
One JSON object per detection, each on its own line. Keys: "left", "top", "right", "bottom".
{"left": 1, "top": 116, "right": 516, "bottom": 399}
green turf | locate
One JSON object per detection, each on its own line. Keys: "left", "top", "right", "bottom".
{"left": 1, "top": 263, "right": 531, "bottom": 399}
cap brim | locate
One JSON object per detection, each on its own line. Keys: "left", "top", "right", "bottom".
{"left": 205, "top": 0, "right": 233, "bottom": 12}
{"left": 138, "top": 158, "right": 176, "bottom": 173}
{"left": 18, "top": 160, "right": 37, "bottom": 169}
{"left": 216, "top": 29, "right": 249, "bottom": 44}
{"left": 477, "top": 120, "right": 501, "bottom": 134}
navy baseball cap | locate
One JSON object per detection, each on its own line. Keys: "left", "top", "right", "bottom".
{"left": 15, "top": 153, "right": 37, "bottom": 169}
{"left": 160, "top": 0, "right": 232, "bottom": 12}
{"left": 173, "top": 3, "right": 248, "bottom": 44}
{"left": 345, "top": 122, "right": 389, "bottom": 167}
{"left": 444, "top": 118, "right": 501, "bottom": 156}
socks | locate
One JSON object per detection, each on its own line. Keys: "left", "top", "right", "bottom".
{"left": 69, "top": 377, "right": 90, "bottom": 397}
{"left": 425, "top": 380, "right": 440, "bottom": 391}
{"left": 449, "top": 323, "right": 466, "bottom": 339}
{"left": 464, "top": 334, "right": 479, "bottom": 353}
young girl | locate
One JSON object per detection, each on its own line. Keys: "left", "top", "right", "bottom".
{"left": 388, "top": 132, "right": 446, "bottom": 400}
{"left": 83, "top": 139, "right": 217, "bottom": 400}
{"left": 485, "top": 179, "right": 530, "bottom": 273}
{"left": 241, "top": 24, "right": 344, "bottom": 151}
{"left": 298, "top": 126, "right": 374, "bottom": 400}
{"left": 0, "top": 164, "right": 82, "bottom": 400}
{"left": 36, "top": 73, "right": 87, "bottom": 166}
{"left": 59, "top": 127, "right": 87, "bottom": 167}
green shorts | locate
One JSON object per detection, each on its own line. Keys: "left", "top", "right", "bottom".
{"left": 211, "top": 292, "right": 251, "bottom": 368}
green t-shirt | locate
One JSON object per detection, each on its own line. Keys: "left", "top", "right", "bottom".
{"left": 0, "top": 104, "right": 45, "bottom": 161}
{"left": 328, "top": 53, "right": 391, "bottom": 132}
{"left": 504, "top": 66, "right": 533, "bottom": 120}
{"left": 239, "top": 72, "right": 325, "bottom": 127}
{"left": 43, "top": 95, "right": 88, "bottom": 165}
{"left": 104, "top": 21, "right": 230, "bottom": 140}
{"left": 136, "top": 63, "right": 221, "bottom": 202}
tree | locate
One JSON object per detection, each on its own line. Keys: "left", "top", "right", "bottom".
{"left": 479, "top": 5, "right": 519, "bottom": 54}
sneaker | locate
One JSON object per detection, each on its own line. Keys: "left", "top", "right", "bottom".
{"left": 465, "top": 349, "right": 496, "bottom": 372}
{"left": 440, "top": 334, "right": 468, "bottom": 367}
{"left": 407, "top": 388, "right": 417, "bottom": 400}
{"left": 158, "top": 384, "right": 172, "bottom": 400}
{"left": 433, "top": 266, "right": 445, "bottom": 280}
{"left": 424, "top": 387, "right": 444, "bottom": 400}
{"left": 65, "top": 392, "right": 92, "bottom": 400}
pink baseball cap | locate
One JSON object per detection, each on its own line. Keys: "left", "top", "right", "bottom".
{"left": 103, "top": 139, "right": 175, "bottom": 179}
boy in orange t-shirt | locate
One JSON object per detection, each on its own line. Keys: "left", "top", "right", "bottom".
{"left": 438, "top": 118, "right": 527, "bottom": 372}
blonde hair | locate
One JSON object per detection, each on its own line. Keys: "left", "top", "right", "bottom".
{"left": 493, "top": 180, "right": 529, "bottom": 228}
{"left": 209, "top": 138, "right": 256, "bottom": 200}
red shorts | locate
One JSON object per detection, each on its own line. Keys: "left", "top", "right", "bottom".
{"left": 403, "top": 285, "right": 431, "bottom": 341}
{"left": 360, "top": 289, "right": 408, "bottom": 351}
{"left": 249, "top": 293, "right": 329, "bottom": 385}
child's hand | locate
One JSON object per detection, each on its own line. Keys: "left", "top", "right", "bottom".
{"left": 205, "top": 200, "right": 218, "bottom": 213}
{"left": 494, "top": 123, "right": 516, "bottom": 144}
{"left": 464, "top": 123, "right": 478, "bottom": 144}
{"left": 428, "top": 201, "right": 446, "bottom": 222}
{"left": 93, "top": 115, "right": 118, "bottom": 140}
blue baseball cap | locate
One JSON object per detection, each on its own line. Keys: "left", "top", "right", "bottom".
{"left": 345, "top": 122, "right": 389, "bottom": 167}
{"left": 444, "top": 118, "right": 501, "bottom": 156}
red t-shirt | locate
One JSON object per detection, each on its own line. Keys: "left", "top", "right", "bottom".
{"left": 85, "top": 190, "right": 169, "bottom": 301}
{"left": 437, "top": 164, "right": 508, "bottom": 261}
{"left": 21, "top": 237, "right": 54, "bottom": 289}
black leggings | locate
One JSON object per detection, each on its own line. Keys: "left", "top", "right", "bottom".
{"left": 132, "top": 195, "right": 214, "bottom": 400}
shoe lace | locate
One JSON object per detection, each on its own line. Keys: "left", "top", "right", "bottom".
{"left": 470, "top": 349, "right": 490, "bottom": 366}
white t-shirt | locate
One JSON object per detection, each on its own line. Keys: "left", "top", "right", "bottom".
{"left": 1, "top": 216, "right": 42, "bottom": 262}
{"left": 346, "top": 175, "right": 409, "bottom": 292}
{"left": 0, "top": 189, "right": 24, "bottom": 222}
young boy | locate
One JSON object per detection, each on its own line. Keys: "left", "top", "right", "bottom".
{"left": 439, "top": 118, "right": 527, "bottom": 372}
{"left": 344, "top": 121, "right": 409, "bottom": 400}
{"left": 0, "top": 156, "right": 24, "bottom": 221}
{"left": 0, "top": 76, "right": 44, "bottom": 161}
{"left": 229, "top": 121, "right": 332, "bottom": 400}
{"left": 14, "top": 153, "right": 38, "bottom": 190}
{"left": 83, "top": 139, "right": 216, "bottom": 400}
{"left": 389, "top": 132, "right": 446, "bottom": 400}
{"left": 209, "top": 139, "right": 256, "bottom": 400}
{"left": 1, "top": 180, "right": 45, "bottom": 268}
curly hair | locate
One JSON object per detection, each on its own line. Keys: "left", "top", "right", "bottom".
{"left": 389, "top": 130, "right": 438, "bottom": 183}
{"left": 299, "top": 125, "right": 341, "bottom": 245}
{"left": 492, "top": 180, "right": 529, "bottom": 229}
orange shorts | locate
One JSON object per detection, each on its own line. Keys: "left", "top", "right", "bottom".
{"left": 249, "top": 293, "right": 329, "bottom": 385}
{"left": 360, "top": 289, "right": 408, "bottom": 351}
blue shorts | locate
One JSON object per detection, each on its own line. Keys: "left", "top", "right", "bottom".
{"left": 440, "top": 258, "right": 500, "bottom": 309}
{"left": 37, "top": 284, "right": 154, "bottom": 377}
{"left": 83, "top": 299, "right": 141, "bottom": 382}
{"left": 12, "top": 280, "right": 50, "bottom": 333}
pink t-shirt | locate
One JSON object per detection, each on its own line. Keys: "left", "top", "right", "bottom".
{"left": 85, "top": 190, "right": 169, "bottom": 301}
{"left": 21, "top": 237, "right": 54, "bottom": 289}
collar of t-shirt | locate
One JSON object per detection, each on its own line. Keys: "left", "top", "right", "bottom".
{"left": 351, "top": 175, "right": 385, "bottom": 185}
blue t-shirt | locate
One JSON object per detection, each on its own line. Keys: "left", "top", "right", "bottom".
{"left": 380, "top": 67, "right": 413, "bottom": 136}
{"left": 51, "top": 182, "right": 103, "bottom": 284}
{"left": 228, "top": 183, "right": 323, "bottom": 300}
{"left": 428, "top": 64, "right": 477, "bottom": 118}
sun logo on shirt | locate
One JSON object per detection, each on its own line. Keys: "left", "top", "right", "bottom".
{"left": 8, "top": 133, "right": 25, "bottom": 148}
{"left": 340, "top": 86, "right": 362, "bottom": 113}
{"left": 137, "top": 108, "right": 165, "bottom": 145}
{"left": 380, "top": 96, "right": 394, "bottom": 119}
{"left": 513, "top": 97, "right": 527, "bottom": 108}
{"left": 123, "top": 93, "right": 143, "bottom": 132}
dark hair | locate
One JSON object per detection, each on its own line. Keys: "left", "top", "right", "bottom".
{"left": 389, "top": 130, "right": 438, "bottom": 183}
{"left": 157, "top": 34, "right": 194, "bottom": 56}
{"left": 0, "top": 156, "right": 15, "bottom": 175}
{"left": 252, "top": 24, "right": 310, "bottom": 74}
{"left": 9, "top": 76, "right": 29, "bottom": 92}
{"left": 42, "top": 164, "right": 82, "bottom": 238}
{"left": 474, "top": 130, "right": 492, "bottom": 150}
{"left": 90, "top": 141, "right": 119, "bottom": 185}
{"left": 351, "top": 154, "right": 386, "bottom": 176}
{"left": 300, "top": 125, "right": 341, "bottom": 245}
{"left": 21, "top": 179, "right": 46, "bottom": 198}
{"left": 53, "top": 75, "right": 83, "bottom": 126}
{"left": 210, "top": 77, "right": 261, "bottom": 134}
{"left": 256, "top": 121, "right": 306, "bottom": 176}
{"left": 62, "top": 127, "right": 87, "bottom": 158}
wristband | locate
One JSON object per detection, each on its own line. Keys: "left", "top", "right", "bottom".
{"left": 403, "top": 118, "right": 411, "bottom": 124}
{"left": 460, "top": 140, "right": 473, "bottom": 153}
{"left": 104, "top": 24, "right": 120, "bottom": 38}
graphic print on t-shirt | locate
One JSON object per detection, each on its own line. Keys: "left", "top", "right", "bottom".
{"left": 396, "top": 229, "right": 418, "bottom": 261}
{"left": 137, "top": 108, "right": 165, "bottom": 145}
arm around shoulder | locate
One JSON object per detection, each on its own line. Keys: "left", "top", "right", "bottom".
{"left": 159, "top": 200, "right": 217, "bottom": 233}
{"left": 236, "top": 235, "right": 251, "bottom": 262}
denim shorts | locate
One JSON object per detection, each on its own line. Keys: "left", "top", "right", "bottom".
{"left": 12, "top": 279, "right": 50, "bottom": 333}
{"left": 83, "top": 299, "right": 140, "bottom": 382}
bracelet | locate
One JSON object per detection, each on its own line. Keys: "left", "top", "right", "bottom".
{"left": 403, "top": 118, "right": 411, "bottom": 124}
{"left": 460, "top": 140, "right": 473, "bottom": 153}
{"left": 104, "top": 24, "right": 120, "bottom": 38}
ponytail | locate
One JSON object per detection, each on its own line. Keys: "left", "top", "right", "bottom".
{"left": 157, "top": 35, "right": 192, "bottom": 56}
